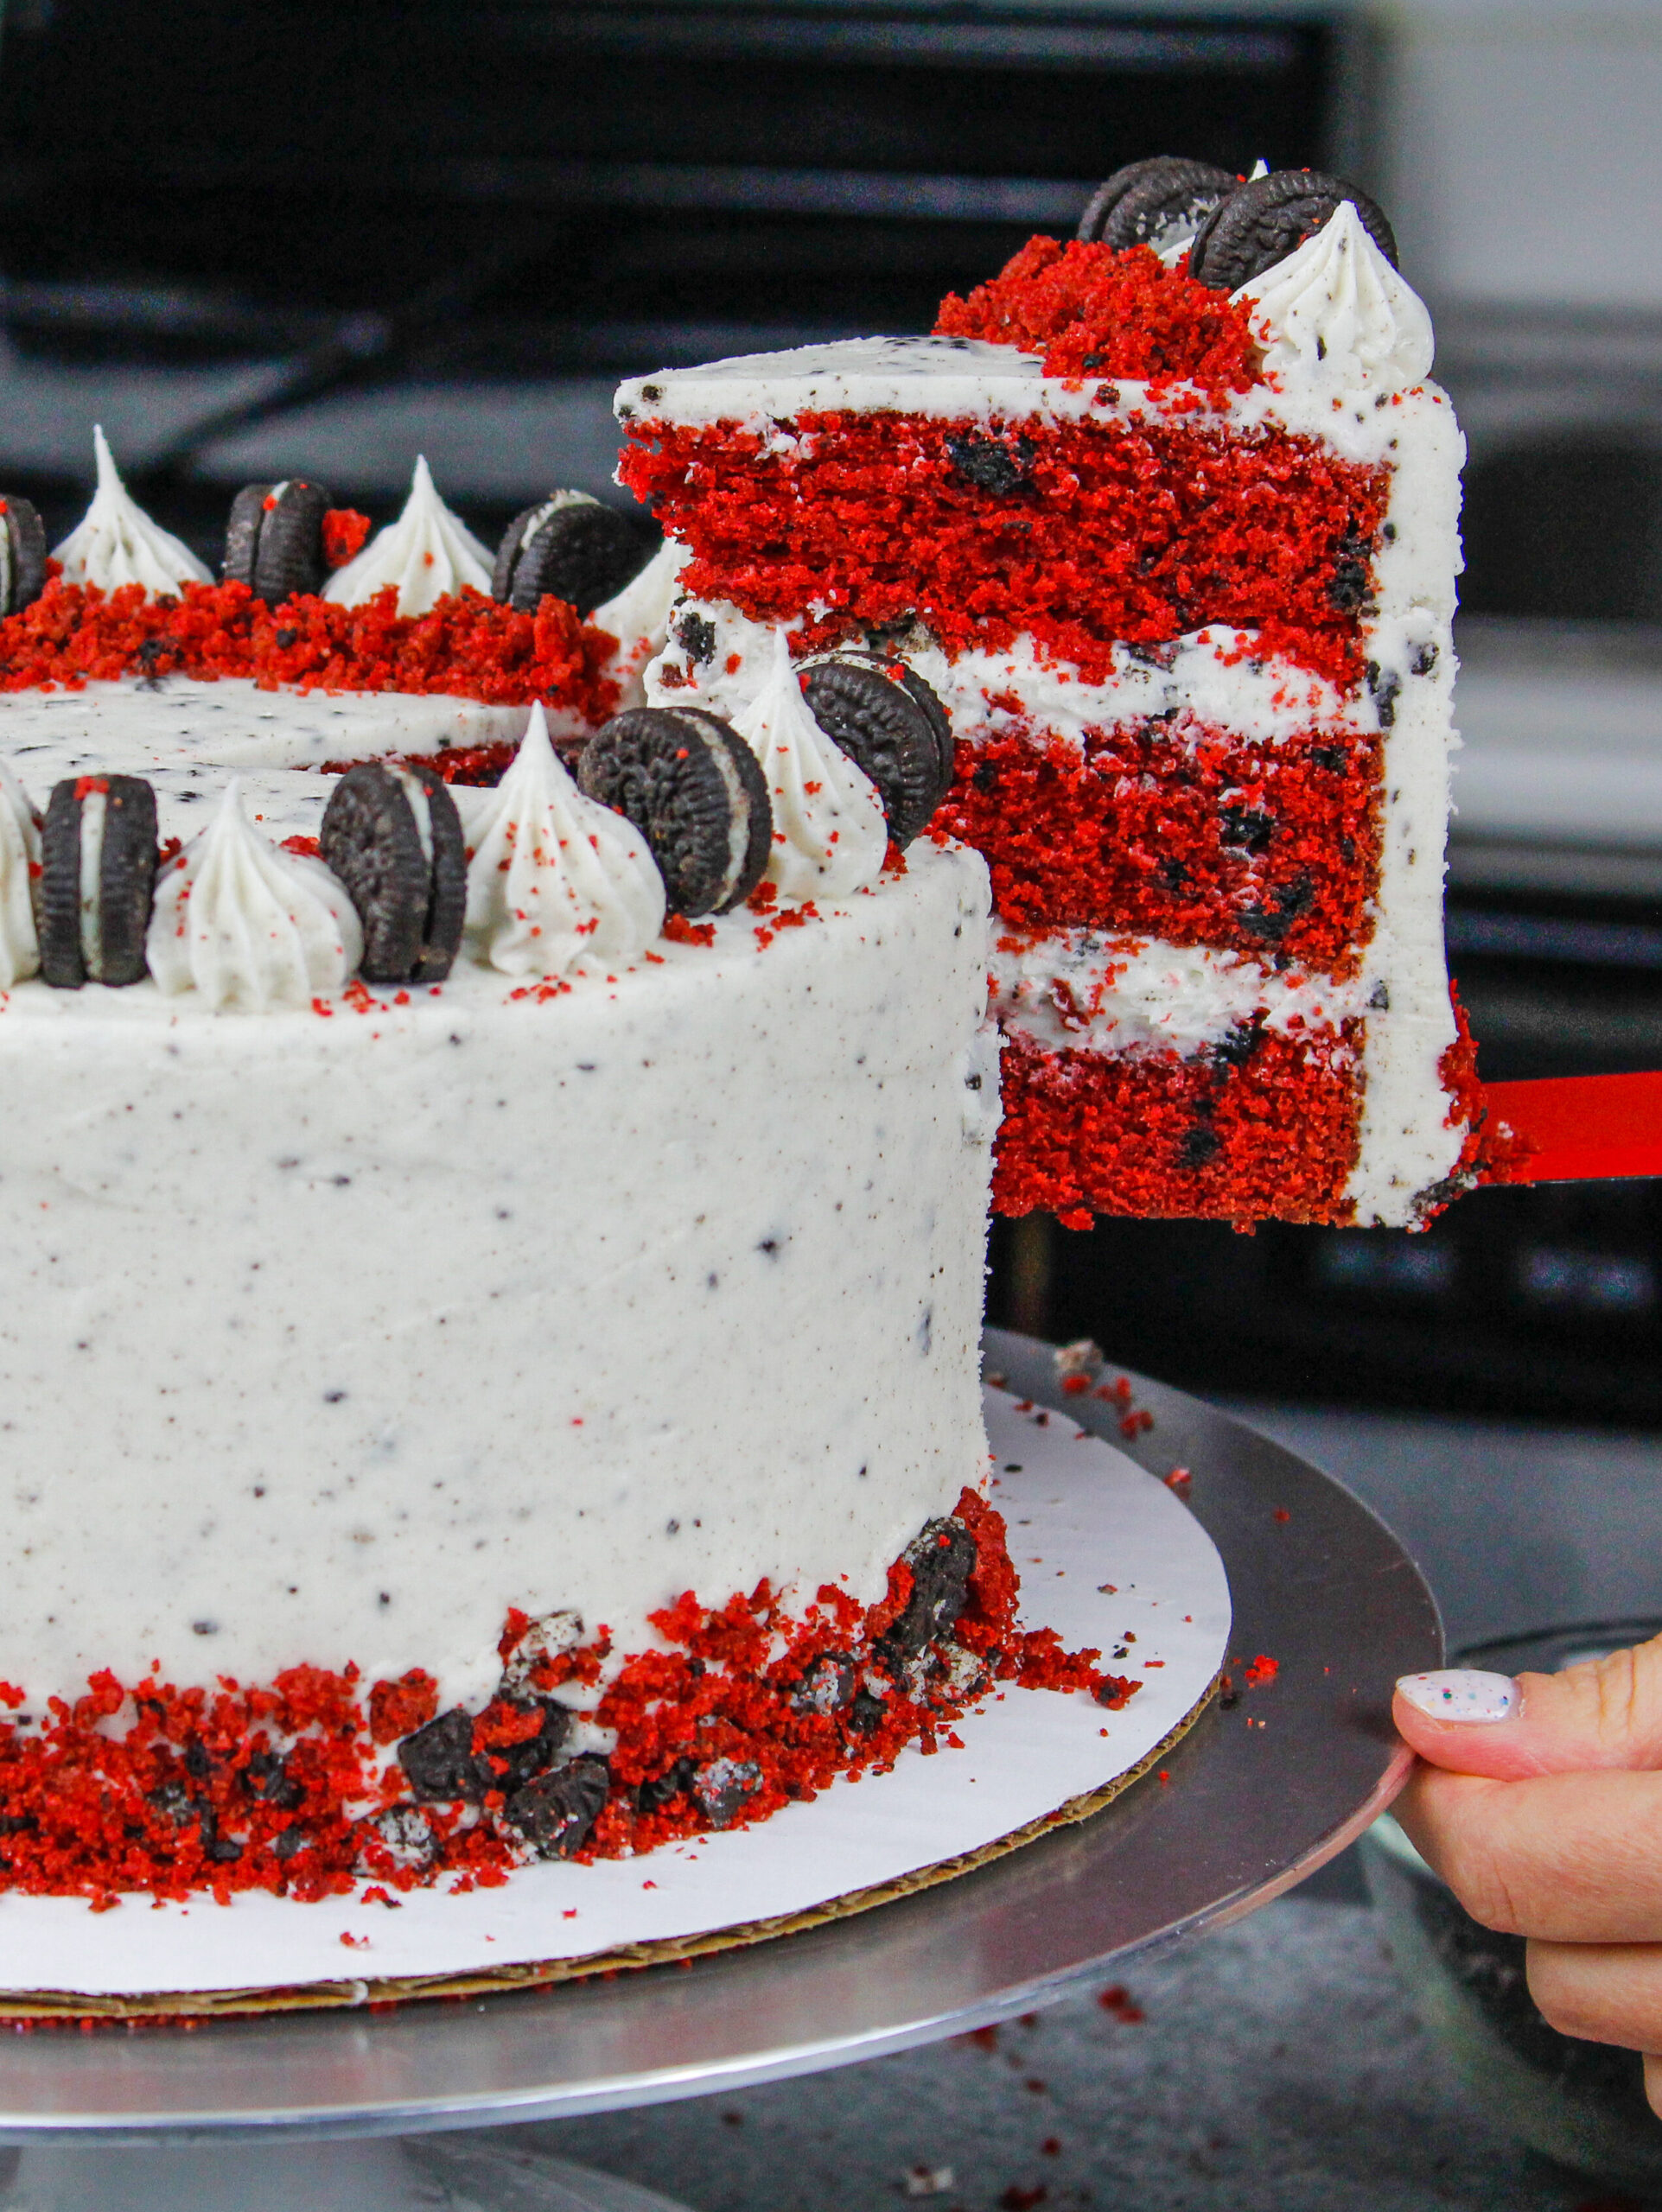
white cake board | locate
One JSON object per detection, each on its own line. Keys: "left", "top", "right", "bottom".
{"left": 0, "top": 1389, "right": 1230, "bottom": 2008}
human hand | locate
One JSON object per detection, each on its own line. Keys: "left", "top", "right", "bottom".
{"left": 1393, "top": 1639, "right": 1662, "bottom": 2116}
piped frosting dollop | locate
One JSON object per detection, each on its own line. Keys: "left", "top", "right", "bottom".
{"left": 462, "top": 702, "right": 665, "bottom": 975}
{"left": 0, "top": 762, "right": 41, "bottom": 987}
{"left": 590, "top": 536, "right": 691, "bottom": 704}
{"left": 1233, "top": 201, "right": 1434, "bottom": 388}
{"left": 323, "top": 456, "right": 494, "bottom": 617}
{"left": 146, "top": 782, "right": 363, "bottom": 1011}
{"left": 51, "top": 428, "right": 214, "bottom": 596}
{"left": 735, "top": 631, "right": 888, "bottom": 901}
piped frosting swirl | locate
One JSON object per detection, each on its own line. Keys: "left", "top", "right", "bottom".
{"left": 1234, "top": 201, "right": 1434, "bottom": 388}
{"left": 324, "top": 456, "right": 494, "bottom": 617}
{"left": 734, "top": 631, "right": 888, "bottom": 901}
{"left": 52, "top": 428, "right": 214, "bottom": 596}
{"left": 462, "top": 702, "right": 665, "bottom": 975}
{"left": 146, "top": 782, "right": 363, "bottom": 1010}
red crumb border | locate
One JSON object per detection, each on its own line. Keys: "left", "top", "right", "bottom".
{"left": 0, "top": 575, "right": 621, "bottom": 718}
{"left": 0, "top": 1491, "right": 1126, "bottom": 1904}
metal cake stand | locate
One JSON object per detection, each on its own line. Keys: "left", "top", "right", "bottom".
{"left": 0, "top": 1330, "right": 1441, "bottom": 2210}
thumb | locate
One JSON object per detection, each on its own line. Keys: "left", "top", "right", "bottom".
{"left": 1394, "top": 1633, "right": 1662, "bottom": 1779}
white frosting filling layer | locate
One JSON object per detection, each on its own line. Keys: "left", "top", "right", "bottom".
{"left": 324, "top": 456, "right": 494, "bottom": 616}
{"left": 0, "top": 840, "right": 994, "bottom": 1709}
{"left": 146, "top": 782, "right": 363, "bottom": 1012}
{"left": 461, "top": 702, "right": 665, "bottom": 976}
{"left": 52, "top": 428, "right": 213, "bottom": 597}
{"left": 735, "top": 631, "right": 888, "bottom": 900}
{"left": 653, "top": 602, "right": 1355, "bottom": 753}
{"left": 989, "top": 930, "right": 1366, "bottom": 1060}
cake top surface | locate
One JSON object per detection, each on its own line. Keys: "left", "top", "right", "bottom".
{"left": 616, "top": 203, "right": 1440, "bottom": 437}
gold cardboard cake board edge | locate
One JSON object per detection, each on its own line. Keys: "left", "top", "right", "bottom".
{"left": 0, "top": 1677, "right": 1220, "bottom": 2023}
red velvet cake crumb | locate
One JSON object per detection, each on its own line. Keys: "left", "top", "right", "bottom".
{"left": 0, "top": 1490, "right": 1111, "bottom": 1898}
{"left": 993, "top": 1026, "right": 1362, "bottom": 1225}
{"left": 941, "top": 724, "right": 1379, "bottom": 967}
{"left": 620, "top": 417, "right": 1385, "bottom": 690}
{"left": 0, "top": 578, "right": 621, "bottom": 718}
{"left": 935, "top": 237, "right": 1264, "bottom": 397}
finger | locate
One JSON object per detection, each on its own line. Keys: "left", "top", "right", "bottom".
{"left": 1395, "top": 1635, "right": 1662, "bottom": 1778}
{"left": 1397, "top": 1764, "right": 1662, "bottom": 1942}
{"left": 1528, "top": 1938, "right": 1662, "bottom": 2055}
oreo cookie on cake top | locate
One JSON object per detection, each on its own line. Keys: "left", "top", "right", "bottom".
{"left": 578, "top": 707, "right": 772, "bottom": 916}
{"left": 321, "top": 763, "right": 466, "bottom": 984}
{"left": 223, "top": 480, "right": 334, "bottom": 606}
{"left": 38, "top": 774, "right": 158, "bottom": 989}
{"left": 492, "top": 493, "right": 652, "bottom": 618}
{"left": 0, "top": 496, "right": 48, "bottom": 616}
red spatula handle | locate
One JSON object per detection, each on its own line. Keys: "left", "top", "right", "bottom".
{"left": 1481, "top": 1072, "right": 1662, "bottom": 1184}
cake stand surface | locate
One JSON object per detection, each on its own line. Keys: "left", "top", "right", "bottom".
{"left": 0, "top": 1332, "right": 1440, "bottom": 2210}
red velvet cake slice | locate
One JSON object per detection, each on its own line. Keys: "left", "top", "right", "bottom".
{"left": 616, "top": 168, "right": 1481, "bottom": 1228}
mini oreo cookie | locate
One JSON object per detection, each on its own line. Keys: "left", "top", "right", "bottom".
{"left": 799, "top": 654, "right": 954, "bottom": 848}
{"left": 39, "top": 774, "right": 159, "bottom": 989}
{"left": 491, "top": 494, "right": 650, "bottom": 617}
{"left": 506, "top": 1752, "right": 610, "bottom": 1859}
{"left": 878, "top": 1516, "right": 977, "bottom": 1659}
{"left": 224, "top": 480, "right": 334, "bottom": 605}
{"left": 577, "top": 707, "right": 771, "bottom": 916}
{"left": 397, "top": 1708, "right": 481, "bottom": 1805}
{"left": 1188, "top": 168, "right": 1398, "bottom": 292}
{"left": 1076, "top": 156, "right": 1236, "bottom": 251}
{"left": 0, "top": 495, "right": 47, "bottom": 615}
{"left": 320, "top": 761, "right": 466, "bottom": 984}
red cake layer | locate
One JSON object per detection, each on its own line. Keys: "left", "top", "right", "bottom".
{"left": 620, "top": 417, "right": 1387, "bottom": 691}
{"left": 0, "top": 575, "right": 621, "bottom": 715}
{"left": 942, "top": 724, "right": 1380, "bottom": 969}
{"left": 0, "top": 1493, "right": 1123, "bottom": 1904}
{"left": 993, "top": 1027, "right": 1363, "bottom": 1225}
{"left": 935, "top": 235, "right": 1264, "bottom": 394}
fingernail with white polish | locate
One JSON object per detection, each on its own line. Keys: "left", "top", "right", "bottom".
{"left": 1396, "top": 1669, "right": 1519, "bottom": 1723}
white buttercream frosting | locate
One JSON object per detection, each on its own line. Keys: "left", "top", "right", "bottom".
{"left": 1234, "top": 202, "right": 1435, "bottom": 389}
{"left": 145, "top": 781, "right": 363, "bottom": 1011}
{"left": 0, "top": 761, "right": 41, "bottom": 988}
{"left": 323, "top": 455, "right": 494, "bottom": 616}
{"left": 735, "top": 632, "right": 888, "bottom": 901}
{"left": 989, "top": 928, "right": 1366, "bottom": 1059}
{"left": 51, "top": 427, "right": 213, "bottom": 597}
{"left": 590, "top": 537, "right": 691, "bottom": 709}
{"left": 462, "top": 701, "right": 665, "bottom": 975}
